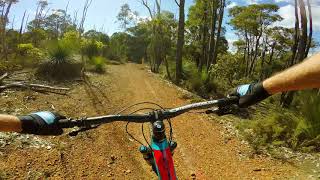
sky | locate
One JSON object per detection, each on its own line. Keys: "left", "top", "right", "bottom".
{"left": 8, "top": 0, "right": 320, "bottom": 53}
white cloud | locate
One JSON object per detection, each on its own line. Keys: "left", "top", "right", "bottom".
{"left": 247, "top": 0, "right": 259, "bottom": 5}
{"left": 226, "top": 2, "right": 237, "bottom": 9}
{"left": 274, "top": 0, "right": 291, "bottom": 3}
{"left": 273, "top": 4, "right": 295, "bottom": 28}
{"left": 273, "top": 4, "right": 320, "bottom": 32}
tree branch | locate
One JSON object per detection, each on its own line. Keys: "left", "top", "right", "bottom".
{"left": 174, "top": 0, "right": 180, "bottom": 7}
{"left": 141, "top": 0, "right": 153, "bottom": 19}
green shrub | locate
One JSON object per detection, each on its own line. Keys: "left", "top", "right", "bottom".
{"left": 238, "top": 97, "right": 320, "bottom": 153}
{"left": 37, "top": 40, "right": 81, "bottom": 80}
{"left": 237, "top": 111, "right": 302, "bottom": 152}
{"left": 37, "top": 61, "right": 82, "bottom": 80}
{"left": 17, "top": 43, "right": 45, "bottom": 64}
{"left": 81, "top": 39, "right": 104, "bottom": 60}
{"left": 17, "top": 43, "right": 34, "bottom": 56}
{"left": 48, "top": 40, "right": 73, "bottom": 65}
{"left": 90, "top": 56, "right": 105, "bottom": 73}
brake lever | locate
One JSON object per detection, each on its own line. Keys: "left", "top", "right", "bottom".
{"left": 68, "top": 125, "right": 100, "bottom": 136}
{"left": 205, "top": 105, "right": 239, "bottom": 116}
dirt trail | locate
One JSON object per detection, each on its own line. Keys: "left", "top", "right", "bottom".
{"left": 0, "top": 63, "right": 301, "bottom": 179}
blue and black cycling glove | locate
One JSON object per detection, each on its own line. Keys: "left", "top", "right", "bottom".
{"left": 229, "top": 82, "right": 270, "bottom": 108}
{"left": 19, "top": 111, "right": 65, "bottom": 135}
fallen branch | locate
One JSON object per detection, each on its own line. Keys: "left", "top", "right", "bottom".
{"left": 0, "top": 73, "right": 9, "bottom": 83}
{"left": 0, "top": 82, "right": 70, "bottom": 94}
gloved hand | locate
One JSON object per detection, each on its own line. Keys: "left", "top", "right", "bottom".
{"left": 18, "top": 111, "right": 65, "bottom": 135}
{"left": 228, "top": 82, "right": 270, "bottom": 108}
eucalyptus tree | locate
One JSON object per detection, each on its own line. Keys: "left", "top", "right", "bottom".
{"left": 229, "top": 4, "right": 282, "bottom": 76}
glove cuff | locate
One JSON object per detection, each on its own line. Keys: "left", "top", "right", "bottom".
{"left": 19, "top": 114, "right": 45, "bottom": 134}
{"left": 254, "top": 82, "right": 271, "bottom": 101}
{"left": 19, "top": 115, "right": 37, "bottom": 134}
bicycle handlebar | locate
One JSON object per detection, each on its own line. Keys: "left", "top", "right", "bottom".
{"left": 58, "top": 96, "right": 239, "bottom": 128}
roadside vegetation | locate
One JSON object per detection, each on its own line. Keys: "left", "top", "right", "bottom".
{"left": 0, "top": 0, "right": 319, "bottom": 156}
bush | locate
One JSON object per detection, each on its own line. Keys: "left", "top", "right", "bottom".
{"left": 210, "top": 53, "right": 247, "bottom": 92}
{"left": 90, "top": 56, "right": 105, "bottom": 73}
{"left": 15, "top": 44, "right": 42, "bottom": 68}
{"left": 181, "top": 60, "right": 217, "bottom": 98}
{"left": 238, "top": 98, "right": 320, "bottom": 153}
{"left": 81, "top": 39, "right": 104, "bottom": 60}
{"left": 37, "top": 40, "right": 81, "bottom": 80}
{"left": 37, "top": 61, "right": 82, "bottom": 80}
{"left": 17, "top": 43, "right": 34, "bottom": 56}
{"left": 48, "top": 40, "right": 73, "bottom": 65}
{"left": 17, "top": 43, "right": 45, "bottom": 64}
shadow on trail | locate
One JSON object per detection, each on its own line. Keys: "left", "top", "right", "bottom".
{"left": 83, "top": 75, "right": 111, "bottom": 115}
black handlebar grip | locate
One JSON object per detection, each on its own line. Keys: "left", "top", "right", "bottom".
{"left": 217, "top": 96, "right": 239, "bottom": 107}
{"left": 58, "top": 119, "right": 78, "bottom": 128}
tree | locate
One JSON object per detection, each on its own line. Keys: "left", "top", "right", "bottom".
{"left": 175, "top": 0, "right": 185, "bottom": 82}
{"left": 109, "top": 32, "right": 129, "bottom": 61}
{"left": 186, "top": 0, "right": 228, "bottom": 72}
{"left": 229, "top": 4, "right": 282, "bottom": 76}
{"left": 140, "top": 0, "right": 175, "bottom": 74}
{"left": 0, "top": 0, "right": 19, "bottom": 60}
{"left": 84, "top": 30, "right": 110, "bottom": 45}
{"left": 127, "top": 22, "right": 150, "bottom": 63}
{"left": 117, "top": 3, "right": 137, "bottom": 30}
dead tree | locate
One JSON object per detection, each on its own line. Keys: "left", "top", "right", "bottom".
{"left": 78, "top": 0, "right": 93, "bottom": 78}
{"left": 18, "top": 10, "right": 27, "bottom": 43}
{"left": 79, "top": 0, "right": 92, "bottom": 35}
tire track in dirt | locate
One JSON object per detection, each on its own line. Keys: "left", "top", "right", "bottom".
{"left": 104, "top": 63, "right": 300, "bottom": 179}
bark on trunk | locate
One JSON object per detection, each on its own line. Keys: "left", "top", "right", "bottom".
{"left": 199, "top": 2, "right": 208, "bottom": 72}
{"left": 211, "top": 0, "right": 225, "bottom": 67}
{"left": 207, "top": 1, "right": 218, "bottom": 71}
{"left": 175, "top": 0, "right": 185, "bottom": 82}
{"left": 304, "top": 0, "right": 312, "bottom": 58}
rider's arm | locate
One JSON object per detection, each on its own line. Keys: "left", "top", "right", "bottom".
{"left": 263, "top": 53, "right": 320, "bottom": 94}
{"left": 0, "top": 114, "right": 22, "bottom": 132}
{"left": 230, "top": 53, "right": 320, "bottom": 107}
{"left": 0, "top": 112, "right": 65, "bottom": 135}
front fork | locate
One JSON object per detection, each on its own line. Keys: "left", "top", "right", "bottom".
{"left": 139, "top": 141, "right": 177, "bottom": 172}
{"left": 139, "top": 120, "right": 177, "bottom": 173}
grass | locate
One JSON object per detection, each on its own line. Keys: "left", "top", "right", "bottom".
{"left": 237, "top": 91, "right": 320, "bottom": 153}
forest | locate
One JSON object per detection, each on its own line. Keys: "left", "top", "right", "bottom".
{"left": 0, "top": 0, "right": 320, "bottom": 178}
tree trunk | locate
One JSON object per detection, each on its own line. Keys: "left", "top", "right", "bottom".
{"left": 199, "top": 1, "right": 208, "bottom": 72}
{"left": 281, "top": 0, "right": 308, "bottom": 107}
{"left": 268, "top": 42, "right": 276, "bottom": 64}
{"left": 260, "top": 36, "right": 267, "bottom": 81}
{"left": 304, "top": 0, "right": 312, "bottom": 58}
{"left": 289, "top": 0, "right": 300, "bottom": 67}
{"left": 164, "top": 56, "right": 172, "bottom": 81}
{"left": 211, "top": 0, "right": 225, "bottom": 67}
{"left": 1, "top": 1, "right": 14, "bottom": 61}
{"left": 18, "top": 10, "right": 27, "bottom": 43}
{"left": 207, "top": 1, "right": 218, "bottom": 71}
{"left": 175, "top": 0, "right": 185, "bottom": 82}
{"left": 296, "top": 0, "right": 308, "bottom": 62}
